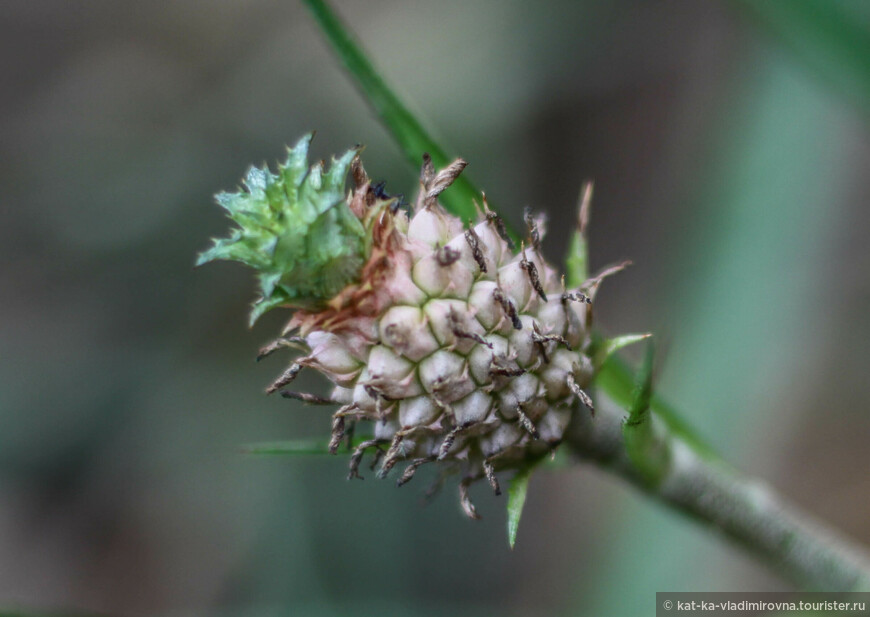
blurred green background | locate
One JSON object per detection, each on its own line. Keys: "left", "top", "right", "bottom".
{"left": 2, "top": 1, "right": 870, "bottom": 615}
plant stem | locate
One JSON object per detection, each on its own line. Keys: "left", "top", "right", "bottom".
{"left": 565, "top": 398, "right": 870, "bottom": 591}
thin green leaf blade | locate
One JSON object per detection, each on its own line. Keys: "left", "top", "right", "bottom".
{"left": 242, "top": 440, "right": 331, "bottom": 456}
{"left": 565, "top": 181, "right": 593, "bottom": 288}
{"left": 594, "top": 333, "right": 651, "bottom": 370}
{"left": 302, "top": 0, "right": 520, "bottom": 243}
{"left": 623, "top": 341, "right": 671, "bottom": 486}
{"left": 627, "top": 341, "right": 655, "bottom": 424}
{"left": 593, "top": 336, "right": 718, "bottom": 461}
{"left": 507, "top": 466, "right": 533, "bottom": 549}
{"left": 733, "top": 0, "right": 870, "bottom": 117}
{"left": 242, "top": 435, "right": 374, "bottom": 456}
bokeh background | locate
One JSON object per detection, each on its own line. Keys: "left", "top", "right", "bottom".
{"left": 3, "top": 1, "right": 870, "bottom": 615}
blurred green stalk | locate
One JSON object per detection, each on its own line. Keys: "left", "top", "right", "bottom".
{"left": 733, "top": 0, "right": 870, "bottom": 118}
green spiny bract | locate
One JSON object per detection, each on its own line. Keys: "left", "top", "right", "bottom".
{"left": 197, "top": 134, "right": 367, "bottom": 324}
{"left": 201, "top": 135, "right": 623, "bottom": 519}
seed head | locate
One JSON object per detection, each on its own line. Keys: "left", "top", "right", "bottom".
{"left": 201, "top": 134, "right": 619, "bottom": 520}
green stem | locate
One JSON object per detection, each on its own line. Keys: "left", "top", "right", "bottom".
{"left": 566, "top": 399, "right": 870, "bottom": 591}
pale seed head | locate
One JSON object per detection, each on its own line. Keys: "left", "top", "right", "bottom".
{"left": 200, "top": 136, "right": 622, "bottom": 520}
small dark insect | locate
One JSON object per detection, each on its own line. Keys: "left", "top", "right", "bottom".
{"left": 371, "top": 180, "right": 407, "bottom": 212}
{"left": 372, "top": 180, "right": 389, "bottom": 199}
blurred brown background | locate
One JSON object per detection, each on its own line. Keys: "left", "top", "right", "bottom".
{"left": 2, "top": 1, "right": 870, "bottom": 615}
